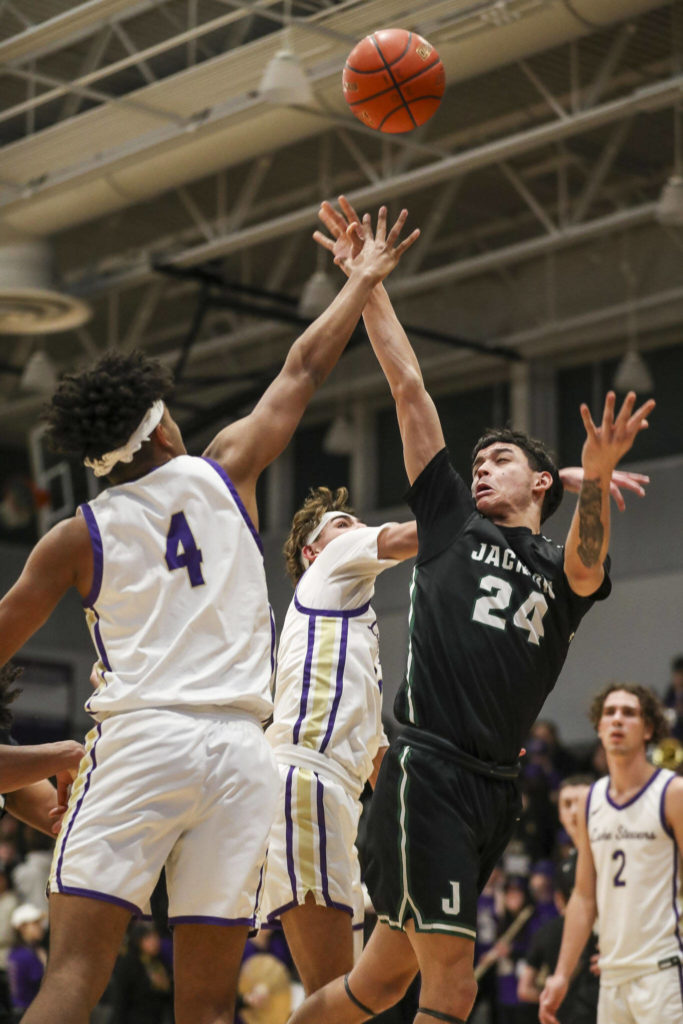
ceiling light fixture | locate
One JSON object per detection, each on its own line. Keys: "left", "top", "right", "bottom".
{"left": 298, "top": 268, "right": 338, "bottom": 319}
{"left": 613, "top": 263, "right": 654, "bottom": 393}
{"left": 258, "top": 0, "right": 313, "bottom": 106}
{"left": 21, "top": 348, "right": 58, "bottom": 393}
{"left": 613, "top": 346, "right": 654, "bottom": 393}
{"left": 322, "top": 414, "right": 355, "bottom": 456}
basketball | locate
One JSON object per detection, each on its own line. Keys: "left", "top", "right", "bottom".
{"left": 342, "top": 28, "right": 445, "bottom": 134}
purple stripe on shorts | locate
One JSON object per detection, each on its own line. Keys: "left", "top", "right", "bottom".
{"left": 56, "top": 723, "right": 102, "bottom": 890}
{"left": 292, "top": 616, "right": 316, "bottom": 744}
{"left": 202, "top": 458, "right": 263, "bottom": 556}
{"left": 284, "top": 766, "right": 297, "bottom": 900}
{"left": 315, "top": 773, "right": 330, "bottom": 904}
{"left": 56, "top": 885, "right": 141, "bottom": 917}
{"left": 326, "top": 901, "right": 353, "bottom": 915}
{"left": 169, "top": 915, "right": 255, "bottom": 927}
{"left": 319, "top": 617, "right": 348, "bottom": 754}
{"left": 253, "top": 862, "right": 265, "bottom": 915}
{"left": 79, "top": 503, "right": 104, "bottom": 608}
{"left": 266, "top": 898, "right": 300, "bottom": 922}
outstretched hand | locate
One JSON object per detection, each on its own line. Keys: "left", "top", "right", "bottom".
{"left": 314, "top": 196, "right": 419, "bottom": 282}
{"left": 580, "top": 391, "right": 655, "bottom": 477}
{"left": 559, "top": 466, "right": 650, "bottom": 511}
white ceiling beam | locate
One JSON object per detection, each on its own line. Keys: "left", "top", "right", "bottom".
{"left": 581, "top": 22, "right": 637, "bottom": 111}
{"left": 68, "top": 71, "right": 682, "bottom": 297}
{"left": 571, "top": 116, "right": 633, "bottom": 224}
{"left": 0, "top": 0, "right": 161, "bottom": 65}
{"left": 59, "top": 25, "right": 113, "bottom": 121}
{"left": 500, "top": 160, "right": 557, "bottom": 234}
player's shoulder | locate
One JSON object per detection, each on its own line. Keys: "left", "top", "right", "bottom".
{"left": 664, "top": 772, "right": 683, "bottom": 804}
{"left": 43, "top": 511, "right": 91, "bottom": 551}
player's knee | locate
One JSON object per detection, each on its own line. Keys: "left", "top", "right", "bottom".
{"left": 366, "top": 960, "right": 415, "bottom": 1010}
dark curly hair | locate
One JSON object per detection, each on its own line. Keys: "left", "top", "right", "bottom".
{"left": 283, "top": 486, "right": 354, "bottom": 584}
{"left": 0, "top": 663, "right": 22, "bottom": 732}
{"left": 589, "top": 683, "right": 670, "bottom": 746}
{"left": 471, "top": 427, "right": 563, "bottom": 523}
{"left": 44, "top": 350, "right": 174, "bottom": 461}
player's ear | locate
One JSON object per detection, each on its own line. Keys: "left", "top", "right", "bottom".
{"left": 154, "top": 421, "right": 173, "bottom": 451}
{"left": 301, "top": 544, "right": 317, "bottom": 565}
{"left": 535, "top": 470, "right": 553, "bottom": 495}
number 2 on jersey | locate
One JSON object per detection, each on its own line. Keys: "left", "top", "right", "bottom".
{"left": 612, "top": 849, "right": 626, "bottom": 887}
{"left": 472, "top": 574, "right": 548, "bottom": 645}
{"left": 165, "top": 511, "right": 205, "bottom": 587}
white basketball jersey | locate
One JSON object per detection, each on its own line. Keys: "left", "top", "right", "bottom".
{"left": 81, "top": 455, "right": 273, "bottom": 721}
{"left": 266, "top": 525, "right": 397, "bottom": 791}
{"left": 588, "top": 768, "right": 683, "bottom": 984}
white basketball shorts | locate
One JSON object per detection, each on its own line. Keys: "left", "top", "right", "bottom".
{"left": 598, "top": 964, "right": 683, "bottom": 1024}
{"left": 50, "top": 706, "right": 279, "bottom": 924}
{"left": 261, "top": 763, "right": 364, "bottom": 934}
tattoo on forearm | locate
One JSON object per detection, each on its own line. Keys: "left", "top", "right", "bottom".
{"left": 577, "top": 480, "right": 604, "bottom": 567}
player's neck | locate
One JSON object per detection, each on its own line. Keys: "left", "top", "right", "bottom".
{"left": 607, "top": 751, "right": 655, "bottom": 802}
{"left": 489, "top": 509, "right": 541, "bottom": 532}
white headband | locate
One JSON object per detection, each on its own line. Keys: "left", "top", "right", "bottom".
{"left": 84, "top": 400, "right": 165, "bottom": 478}
{"left": 300, "top": 510, "right": 356, "bottom": 569}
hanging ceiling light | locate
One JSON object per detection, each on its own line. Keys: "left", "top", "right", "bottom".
{"left": 259, "top": 50, "right": 314, "bottom": 105}
{"left": 323, "top": 414, "right": 355, "bottom": 456}
{"left": 258, "top": 0, "right": 313, "bottom": 106}
{"left": 613, "top": 345, "right": 654, "bottom": 393}
{"left": 656, "top": 175, "right": 683, "bottom": 226}
{"left": 21, "top": 348, "right": 58, "bottom": 393}
{"left": 613, "top": 259, "right": 654, "bottom": 394}
{"left": 298, "top": 269, "right": 338, "bottom": 318}
{"left": 657, "top": 44, "right": 683, "bottom": 225}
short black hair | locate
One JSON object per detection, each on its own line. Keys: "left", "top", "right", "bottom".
{"left": 471, "top": 427, "right": 563, "bottom": 523}
{"left": 44, "top": 350, "right": 174, "bottom": 462}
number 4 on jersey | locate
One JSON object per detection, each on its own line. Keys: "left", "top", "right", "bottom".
{"left": 165, "top": 511, "right": 205, "bottom": 587}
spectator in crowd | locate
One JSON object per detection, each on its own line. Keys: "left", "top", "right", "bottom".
{"left": 494, "top": 878, "right": 536, "bottom": 1024}
{"left": 0, "top": 868, "right": 18, "bottom": 1022}
{"left": 527, "top": 861, "right": 558, "bottom": 937}
{"left": 663, "top": 654, "right": 683, "bottom": 742}
{"left": 11, "top": 834, "right": 52, "bottom": 916}
{"left": 517, "top": 860, "right": 596, "bottom": 1024}
{"left": 7, "top": 905, "right": 46, "bottom": 1019}
{"left": 473, "top": 867, "right": 504, "bottom": 1024}
{"left": 528, "top": 722, "right": 578, "bottom": 779}
{"left": 110, "top": 922, "right": 172, "bottom": 1024}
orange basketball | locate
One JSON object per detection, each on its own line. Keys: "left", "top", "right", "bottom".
{"left": 342, "top": 28, "right": 445, "bottom": 134}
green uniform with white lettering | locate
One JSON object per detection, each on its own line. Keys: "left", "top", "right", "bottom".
{"left": 365, "top": 448, "right": 610, "bottom": 938}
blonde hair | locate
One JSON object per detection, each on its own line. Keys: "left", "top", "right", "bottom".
{"left": 284, "top": 486, "right": 354, "bottom": 583}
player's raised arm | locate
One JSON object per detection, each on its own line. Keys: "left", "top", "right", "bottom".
{"left": 203, "top": 206, "right": 418, "bottom": 522}
{"left": 316, "top": 196, "right": 443, "bottom": 486}
{"left": 563, "top": 391, "right": 655, "bottom": 596}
